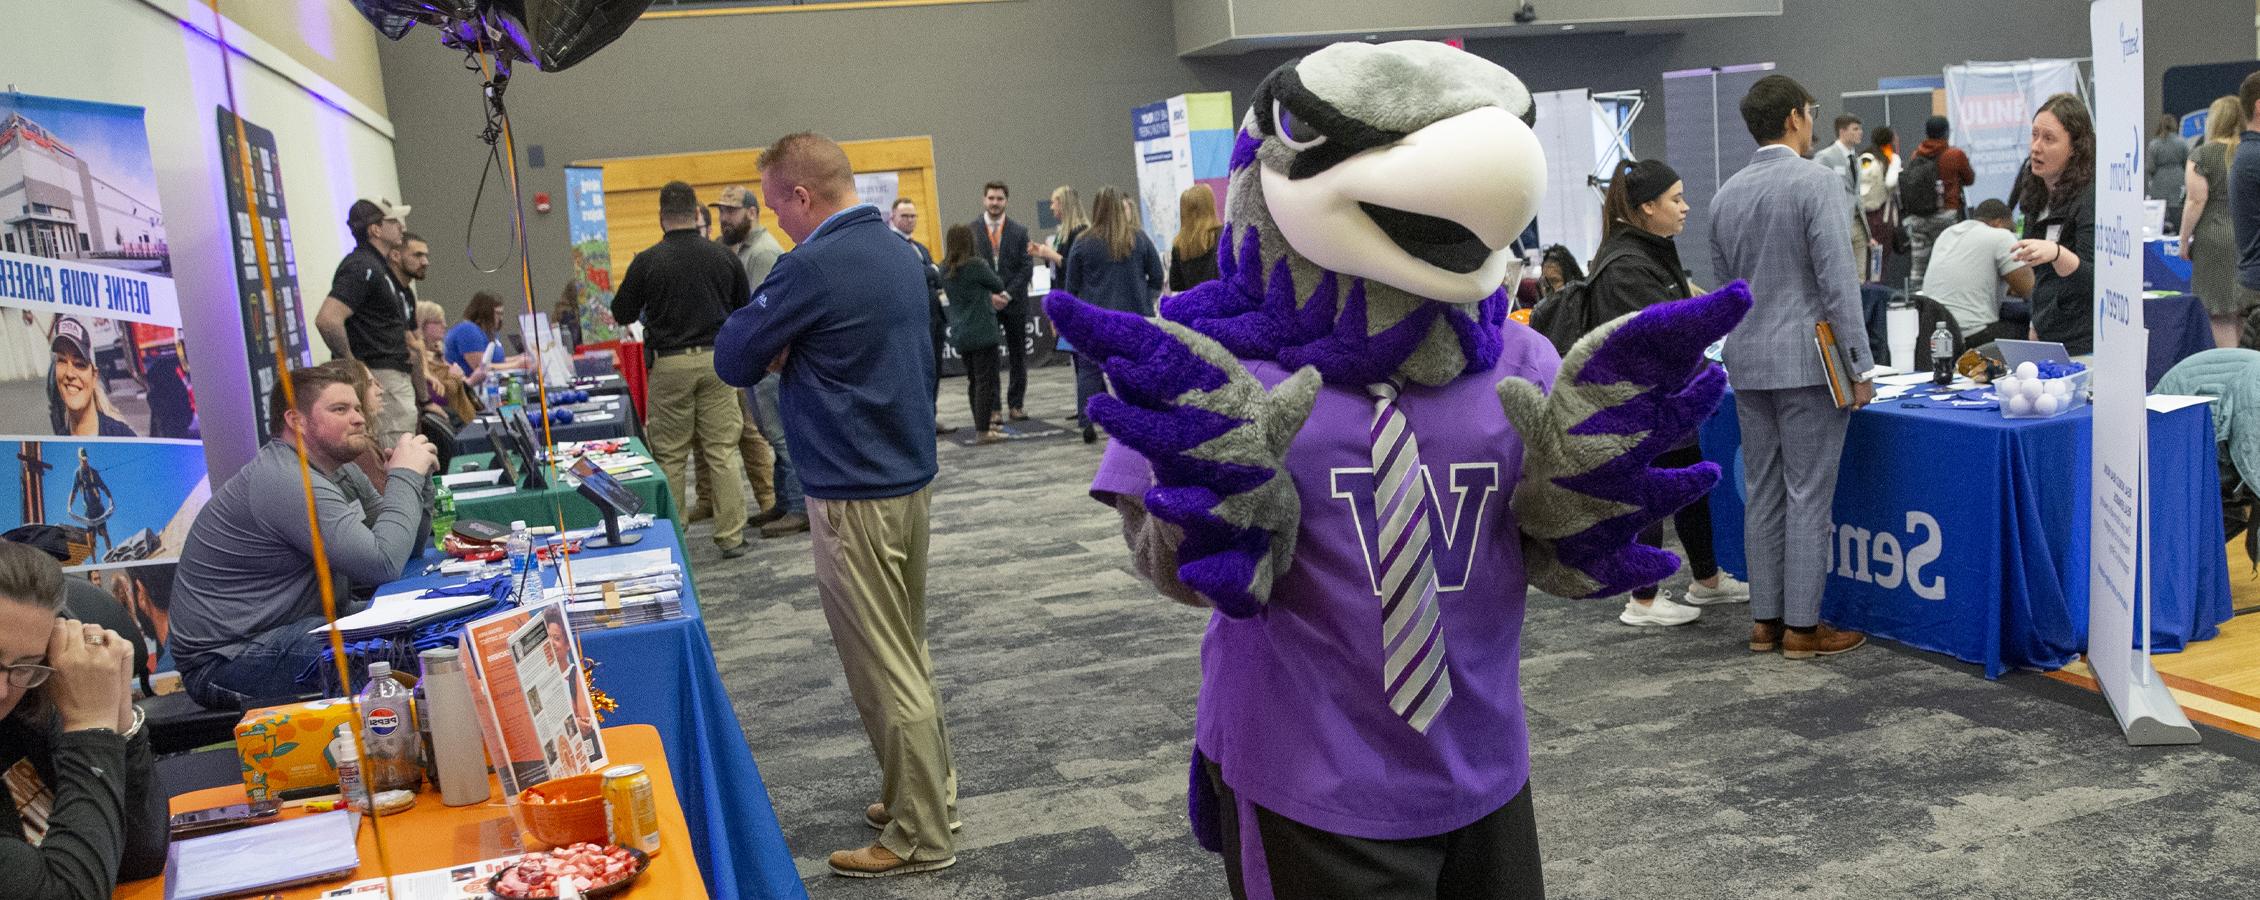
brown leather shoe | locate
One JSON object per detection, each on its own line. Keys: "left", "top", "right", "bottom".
{"left": 1748, "top": 621, "right": 1784, "bottom": 652}
{"left": 1782, "top": 624, "right": 1866, "bottom": 659}
{"left": 758, "top": 512, "right": 810, "bottom": 539}
{"left": 865, "top": 802, "right": 962, "bottom": 832}
{"left": 827, "top": 843, "right": 956, "bottom": 878}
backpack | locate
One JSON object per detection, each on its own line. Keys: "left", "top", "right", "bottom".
{"left": 1858, "top": 154, "right": 1889, "bottom": 213}
{"left": 1899, "top": 152, "right": 1943, "bottom": 217}
{"left": 1529, "top": 251, "right": 1637, "bottom": 356}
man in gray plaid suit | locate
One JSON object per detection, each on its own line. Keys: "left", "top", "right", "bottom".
{"left": 1709, "top": 74, "right": 1875, "bottom": 660}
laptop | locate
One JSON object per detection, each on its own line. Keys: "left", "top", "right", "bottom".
{"left": 1995, "top": 339, "right": 2073, "bottom": 371}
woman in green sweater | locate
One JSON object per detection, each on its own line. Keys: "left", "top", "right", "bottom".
{"left": 941, "top": 224, "right": 1009, "bottom": 444}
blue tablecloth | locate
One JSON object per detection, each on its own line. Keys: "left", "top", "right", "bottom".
{"left": 2145, "top": 293, "right": 2212, "bottom": 389}
{"left": 391, "top": 524, "right": 804, "bottom": 899}
{"left": 457, "top": 397, "right": 637, "bottom": 455}
{"left": 2146, "top": 238, "right": 2192, "bottom": 292}
{"left": 1699, "top": 394, "right": 2232, "bottom": 677}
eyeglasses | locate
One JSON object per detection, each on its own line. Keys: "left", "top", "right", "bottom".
{"left": 3, "top": 662, "right": 54, "bottom": 689}
{"left": 1802, "top": 104, "right": 1820, "bottom": 121}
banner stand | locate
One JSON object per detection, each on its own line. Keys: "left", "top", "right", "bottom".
{"left": 2088, "top": 0, "right": 2198, "bottom": 746}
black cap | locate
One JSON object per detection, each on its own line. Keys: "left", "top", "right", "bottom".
{"left": 1925, "top": 115, "right": 1950, "bottom": 140}
{"left": 1617, "top": 159, "right": 1682, "bottom": 208}
{"left": 659, "top": 181, "right": 698, "bottom": 219}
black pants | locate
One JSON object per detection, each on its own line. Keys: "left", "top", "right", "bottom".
{"left": 1634, "top": 442, "right": 1719, "bottom": 599}
{"left": 1212, "top": 764, "right": 1544, "bottom": 900}
{"left": 998, "top": 304, "right": 1028, "bottom": 411}
{"left": 963, "top": 347, "right": 1000, "bottom": 433}
{"left": 929, "top": 300, "right": 948, "bottom": 405}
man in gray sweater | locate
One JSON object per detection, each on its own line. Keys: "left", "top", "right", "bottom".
{"left": 169, "top": 364, "right": 437, "bottom": 710}
{"left": 1710, "top": 74, "right": 1873, "bottom": 661}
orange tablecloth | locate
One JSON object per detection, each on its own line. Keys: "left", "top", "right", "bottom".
{"left": 116, "top": 724, "right": 706, "bottom": 899}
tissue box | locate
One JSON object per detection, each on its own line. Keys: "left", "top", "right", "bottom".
{"left": 234, "top": 696, "right": 358, "bottom": 800}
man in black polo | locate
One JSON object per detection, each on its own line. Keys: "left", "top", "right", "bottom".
{"left": 610, "top": 181, "right": 753, "bottom": 557}
{"left": 315, "top": 198, "right": 419, "bottom": 448}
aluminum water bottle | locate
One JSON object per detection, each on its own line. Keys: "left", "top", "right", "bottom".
{"left": 418, "top": 647, "right": 492, "bottom": 806}
{"left": 357, "top": 662, "right": 422, "bottom": 793}
{"left": 1929, "top": 320, "right": 1955, "bottom": 386}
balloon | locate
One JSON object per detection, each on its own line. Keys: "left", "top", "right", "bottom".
{"left": 349, "top": 0, "right": 652, "bottom": 72}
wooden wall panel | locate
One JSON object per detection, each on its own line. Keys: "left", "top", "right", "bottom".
{"left": 576, "top": 136, "right": 940, "bottom": 275}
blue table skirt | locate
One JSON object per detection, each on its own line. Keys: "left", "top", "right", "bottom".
{"left": 2146, "top": 238, "right": 2192, "bottom": 293}
{"left": 1700, "top": 393, "right": 2232, "bottom": 677}
{"left": 392, "top": 524, "right": 805, "bottom": 899}
{"left": 2145, "top": 293, "right": 2213, "bottom": 389}
{"left": 457, "top": 397, "right": 637, "bottom": 455}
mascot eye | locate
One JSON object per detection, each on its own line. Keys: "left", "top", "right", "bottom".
{"left": 1272, "top": 99, "right": 1327, "bottom": 151}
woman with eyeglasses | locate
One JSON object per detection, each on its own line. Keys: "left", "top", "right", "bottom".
{"left": 0, "top": 541, "right": 168, "bottom": 898}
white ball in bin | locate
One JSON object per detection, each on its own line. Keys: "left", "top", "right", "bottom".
{"left": 2044, "top": 379, "right": 2069, "bottom": 396}
{"left": 2035, "top": 393, "right": 2061, "bottom": 416}
{"left": 2008, "top": 394, "right": 2034, "bottom": 415}
{"left": 2015, "top": 361, "right": 2039, "bottom": 381}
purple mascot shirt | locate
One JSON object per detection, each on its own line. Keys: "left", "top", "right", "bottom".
{"left": 1091, "top": 324, "right": 1558, "bottom": 840}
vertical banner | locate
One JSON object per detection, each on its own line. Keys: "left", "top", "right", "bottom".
{"left": 217, "top": 108, "right": 308, "bottom": 443}
{"left": 2087, "top": 0, "right": 2197, "bottom": 745}
{"left": 563, "top": 166, "right": 623, "bottom": 344}
{"left": 1533, "top": 88, "right": 1605, "bottom": 266}
{"left": 1132, "top": 93, "right": 1235, "bottom": 258}
{"left": 0, "top": 93, "right": 208, "bottom": 677}
{"left": 1944, "top": 59, "right": 2083, "bottom": 208}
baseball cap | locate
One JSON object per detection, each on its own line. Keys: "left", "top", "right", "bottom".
{"left": 347, "top": 197, "right": 412, "bottom": 236}
{"left": 708, "top": 185, "right": 758, "bottom": 210}
{"left": 49, "top": 316, "right": 92, "bottom": 360}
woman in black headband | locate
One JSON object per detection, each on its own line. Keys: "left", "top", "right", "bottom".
{"left": 1585, "top": 158, "right": 1752, "bottom": 626}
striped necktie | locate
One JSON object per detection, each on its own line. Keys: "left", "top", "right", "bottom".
{"left": 1368, "top": 379, "right": 1452, "bottom": 733}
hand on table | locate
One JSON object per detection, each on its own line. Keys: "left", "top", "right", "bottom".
{"left": 47, "top": 618, "right": 134, "bottom": 734}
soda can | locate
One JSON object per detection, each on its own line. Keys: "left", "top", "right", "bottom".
{"left": 601, "top": 764, "right": 662, "bottom": 856}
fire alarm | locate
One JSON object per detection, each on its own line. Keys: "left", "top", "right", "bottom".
{"left": 534, "top": 192, "right": 552, "bottom": 214}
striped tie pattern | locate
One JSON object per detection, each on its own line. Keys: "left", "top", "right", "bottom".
{"left": 1367, "top": 380, "right": 1452, "bottom": 733}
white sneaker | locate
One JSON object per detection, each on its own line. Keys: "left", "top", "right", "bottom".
{"left": 1619, "top": 593, "right": 1701, "bottom": 626}
{"left": 1683, "top": 574, "right": 1751, "bottom": 606}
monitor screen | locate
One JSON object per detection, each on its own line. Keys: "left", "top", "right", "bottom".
{"left": 569, "top": 456, "right": 643, "bottom": 516}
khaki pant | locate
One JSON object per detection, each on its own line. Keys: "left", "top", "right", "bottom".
{"left": 691, "top": 390, "right": 775, "bottom": 514}
{"left": 647, "top": 351, "right": 747, "bottom": 548}
{"left": 370, "top": 367, "right": 418, "bottom": 450}
{"left": 808, "top": 487, "right": 958, "bottom": 860}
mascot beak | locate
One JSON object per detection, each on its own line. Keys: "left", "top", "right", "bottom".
{"left": 1262, "top": 105, "right": 1545, "bottom": 305}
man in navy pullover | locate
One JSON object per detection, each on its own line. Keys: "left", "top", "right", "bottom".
{"left": 714, "top": 133, "right": 955, "bottom": 879}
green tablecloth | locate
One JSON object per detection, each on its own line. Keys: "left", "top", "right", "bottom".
{"left": 447, "top": 436, "right": 675, "bottom": 531}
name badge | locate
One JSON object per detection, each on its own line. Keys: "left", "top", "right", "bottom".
{"left": 2044, "top": 224, "right": 2063, "bottom": 244}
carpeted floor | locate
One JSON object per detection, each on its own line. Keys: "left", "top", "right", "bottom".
{"left": 680, "top": 364, "right": 2260, "bottom": 899}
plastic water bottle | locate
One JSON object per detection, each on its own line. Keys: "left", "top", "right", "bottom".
{"left": 506, "top": 520, "right": 537, "bottom": 604}
{"left": 506, "top": 374, "right": 525, "bottom": 408}
{"left": 329, "top": 723, "right": 368, "bottom": 810}
{"left": 430, "top": 476, "right": 456, "bottom": 552}
{"left": 357, "top": 662, "right": 422, "bottom": 793}
{"left": 1929, "top": 320, "right": 1955, "bottom": 386}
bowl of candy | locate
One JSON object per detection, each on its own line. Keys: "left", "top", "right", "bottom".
{"left": 1995, "top": 360, "right": 2089, "bottom": 419}
{"left": 487, "top": 843, "right": 649, "bottom": 899}
{"left": 519, "top": 773, "right": 609, "bottom": 847}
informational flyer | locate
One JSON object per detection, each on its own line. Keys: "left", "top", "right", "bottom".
{"left": 460, "top": 600, "right": 606, "bottom": 798}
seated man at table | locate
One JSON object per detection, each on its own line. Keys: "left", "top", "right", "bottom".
{"left": 1922, "top": 199, "right": 2034, "bottom": 345}
{"left": 168, "top": 364, "right": 439, "bottom": 710}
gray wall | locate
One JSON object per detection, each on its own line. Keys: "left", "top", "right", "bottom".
{"left": 379, "top": 0, "right": 2252, "bottom": 318}
{"left": 1173, "top": 0, "right": 1780, "bottom": 55}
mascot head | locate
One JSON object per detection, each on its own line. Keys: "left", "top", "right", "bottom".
{"left": 1168, "top": 41, "right": 1547, "bottom": 387}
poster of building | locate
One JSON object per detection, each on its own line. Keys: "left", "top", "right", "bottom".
{"left": 218, "top": 108, "right": 309, "bottom": 443}
{"left": 563, "top": 166, "right": 623, "bottom": 344}
{"left": 0, "top": 93, "right": 208, "bottom": 680}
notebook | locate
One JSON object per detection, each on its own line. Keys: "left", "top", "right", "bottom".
{"left": 164, "top": 810, "right": 360, "bottom": 900}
